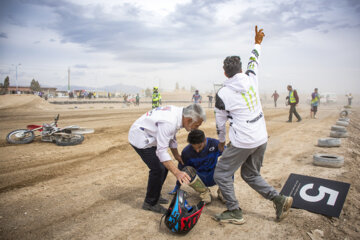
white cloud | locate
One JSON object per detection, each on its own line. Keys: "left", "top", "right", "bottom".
{"left": 0, "top": 0, "right": 359, "bottom": 93}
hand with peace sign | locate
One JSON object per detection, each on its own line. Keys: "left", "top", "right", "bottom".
{"left": 255, "top": 25, "right": 265, "bottom": 45}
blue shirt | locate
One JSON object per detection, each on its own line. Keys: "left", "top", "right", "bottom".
{"left": 180, "top": 138, "right": 222, "bottom": 186}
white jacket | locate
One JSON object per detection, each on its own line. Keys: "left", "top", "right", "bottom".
{"left": 215, "top": 44, "right": 268, "bottom": 149}
{"left": 128, "top": 106, "right": 183, "bottom": 162}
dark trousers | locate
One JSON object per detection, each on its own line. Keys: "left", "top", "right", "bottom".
{"left": 131, "top": 145, "right": 168, "bottom": 205}
{"left": 289, "top": 105, "right": 301, "bottom": 121}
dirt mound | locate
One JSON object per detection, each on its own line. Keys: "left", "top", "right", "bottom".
{"left": 0, "top": 94, "right": 53, "bottom": 111}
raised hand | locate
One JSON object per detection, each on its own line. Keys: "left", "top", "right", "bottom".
{"left": 255, "top": 25, "right": 265, "bottom": 44}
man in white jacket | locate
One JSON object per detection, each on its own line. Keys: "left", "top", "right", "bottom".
{"left": 128, "top": 104, "right": 206, "bottom": 214}
{"left": 213, "top": 26, "right": 293, "bottom": 224}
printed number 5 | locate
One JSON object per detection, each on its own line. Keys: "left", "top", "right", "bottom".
{"left": 299, "top": 183, "right": 339, "bottom": 206}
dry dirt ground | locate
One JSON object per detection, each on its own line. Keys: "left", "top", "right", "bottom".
{"left": 0, "top": 94, "right": 359, "bottom": 240}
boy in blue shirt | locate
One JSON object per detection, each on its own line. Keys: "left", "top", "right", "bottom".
{"left": 169, "top": 129, "right": 225, "bottom": 204}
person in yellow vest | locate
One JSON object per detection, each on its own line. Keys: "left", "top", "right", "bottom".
{"left": 286, "top": 85, "right": 302, "bottom": 122}
{"left": 310, "top": 88, "right": 320, "bottom": 119}
{"left": 152, "top": 87, "right": 162, "bottom": 109}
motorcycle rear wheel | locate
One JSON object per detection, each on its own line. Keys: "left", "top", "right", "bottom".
{"left": 6, "top": 129, "right": 35, "bottom": 144}
{"left": 55, "top": 134, "right": 84, "bottom": 146}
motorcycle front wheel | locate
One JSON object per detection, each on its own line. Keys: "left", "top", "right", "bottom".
{"left": 6, "top": 129, "right": 35, "bottom": 144}
{"left": 55, "top": 134, "right": 84, "bottom": 146}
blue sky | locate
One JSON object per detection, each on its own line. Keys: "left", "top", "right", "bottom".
{"left": 0, "top": 0, "right": 359, "bottom": 94}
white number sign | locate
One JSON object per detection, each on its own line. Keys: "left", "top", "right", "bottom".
{"left": 299, "top": 183, "right": 339, "bottom": 206}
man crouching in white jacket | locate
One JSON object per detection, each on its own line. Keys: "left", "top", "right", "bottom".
{"left": 128, "top": 104, "right": 206, "bottom": 214}
{"left": 212, "top": 26, "right": 293, "bottom": 225}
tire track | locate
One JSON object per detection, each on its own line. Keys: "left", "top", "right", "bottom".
{"left": 0, "top": 143, "right": 131, "bottom": 194}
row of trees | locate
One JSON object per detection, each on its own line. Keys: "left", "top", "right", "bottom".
{"left": 0, "top": 76, "right": 41, "bottom": 94}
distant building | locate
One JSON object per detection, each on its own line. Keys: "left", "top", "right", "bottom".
{"left": 7, "top": 86, "right": 32, "bottom": 94}
{"left": 41, "top": 87, "right": 57, "bottom": 97}
{"left": 5, "top": 86, "right": 57, "bottom": 95}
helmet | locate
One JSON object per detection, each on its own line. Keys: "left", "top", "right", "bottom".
{"left": 163, "top": 189, "right": 205, "bottom": 234}
{"left": 153, "top": 86, "right": 159, "bottom": 91}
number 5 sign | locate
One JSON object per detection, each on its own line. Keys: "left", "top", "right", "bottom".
{"left": 280, "top": 174, "right": 350, "bottom": 218}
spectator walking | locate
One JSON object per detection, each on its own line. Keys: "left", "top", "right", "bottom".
{"left": 286, "top": 85, "right": 302, "bottom": 122}
{"left": 310, "top": 88, "right": 320, "bottom": 119}
{"left": 271, "top": 90, "right": 279, "bottom": 108}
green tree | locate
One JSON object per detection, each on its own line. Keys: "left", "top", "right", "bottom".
{"left": 145, "top": 88, "right": 152, "bottom": 97}
{"left": 30, "top": 79, "right": 41, "bottom": 92}
{"left": 0, "top": 76, "right": 9, "bottom": 95}
{"left": 4, "top": 76, "right": 9, "bottom": 89}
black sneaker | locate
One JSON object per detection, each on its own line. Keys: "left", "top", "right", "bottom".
{"left": 286, "top": 120, "right": 292, "bottom": 123}
{"left": 142, "top": 202, "right": 167, "bottom": 214}
{"left": 158, "top": 196, "right": 169, "bottom": 204}
{"left": 297, "top": 119, "right": 302, "bottom": 122}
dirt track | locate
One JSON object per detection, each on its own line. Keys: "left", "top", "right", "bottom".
{"left": 0, "top": 95, "right": 359, "bottom": 240}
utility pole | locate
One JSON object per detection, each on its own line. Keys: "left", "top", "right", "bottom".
{"left": 68, "top": 67, "right": 70, "bottom": 92}
{"left": 13, "top": 63, "right": 21, "bottom": 94}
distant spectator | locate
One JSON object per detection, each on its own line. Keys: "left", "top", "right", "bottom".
{"left": 346, "top": 93, "right": 353, "bottom": 106}
{"left": 286, "top": 85, "right": 302, "bottom": 122}
{"left": 192, "top": 90, "right": 202, "bottom": 104}
{"left": 152, "top": 87, "right": 162, "bottom": 109}
{"left": 310, "top": 88, "right": 320, "bottom": 119}
{"left": 271, "top": 90, "right": 279, "bottom": 108}
{"left": 207, "top": 94, "right": 213, "bottom": 108}
{"left": 136, "top": 93, "right": 140, "bottom": 106}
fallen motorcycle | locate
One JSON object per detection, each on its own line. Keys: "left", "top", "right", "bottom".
{"left": 6, "top": 114, "right": 94, "bottom": 146}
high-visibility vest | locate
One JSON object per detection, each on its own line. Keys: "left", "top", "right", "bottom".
{"left": 311, "top": 94, "right": 319, "bottom": 104}
{"left": 152, "top": 93, "right": 160, "bottom": 101}
{"left": 152, "top": 92, "right": 161, "bottom": 108}
{"left": 289, "top": 91, "right": 296, "bottom": 103}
